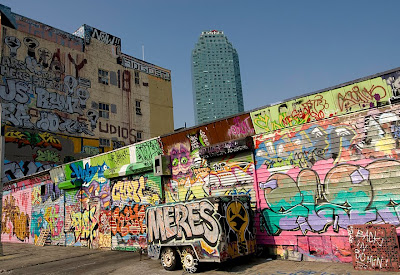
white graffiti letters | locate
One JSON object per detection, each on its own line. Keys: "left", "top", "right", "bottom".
{"left": 91, "top": 28, "right": 121, "bottom": 46}
{"left": 36, "top": 111, "right": 93, "bottom": 135}
{"left": 36, "top": 88, "right": 82, "bottom": 114}
{"left": 0, "top": 79, "right": 31, "bottom": 103}
{"left": 147, "top": 200, "right": 220, "bottom": 246}
{"left": 0, "top": 36, "right": 95, "bottom": 136}
{"left": 3, "top": 102, "right": 33, "bottom": 128}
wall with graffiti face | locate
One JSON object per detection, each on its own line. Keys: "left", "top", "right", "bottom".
{"left": 161, "top": 114, "right": 255, "bottom": 203}
{"left": 147, "top": 196, "right": 256, "bottom": 261}
{"left": 251, "top": 70, "right": 400, "bottom": 262}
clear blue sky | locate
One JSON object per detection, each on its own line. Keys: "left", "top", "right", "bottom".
{"left": 2, "top": 0, "right": 400, "bottom": 129}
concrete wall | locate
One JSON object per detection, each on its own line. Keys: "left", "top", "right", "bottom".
{"left": 148, "top": 74, "right": 174, "bottom": 137}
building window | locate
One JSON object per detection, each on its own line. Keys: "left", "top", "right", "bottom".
{"left": 136, "top": 100, "right": 142, "bottom": 115}
{"left": 98, "top": 69, "right": 109, "bottom": 85}
{"left": 137, "top": 131, "right": 143, "bottom": 142}
{"left": 99, "top": 103, "right": 110, "bottom": 118}
{"left": 134, "top": 71, "right": 140, "bottom": 85}
{"left": 99, "top": 138, "right": 110, "bottom": 147}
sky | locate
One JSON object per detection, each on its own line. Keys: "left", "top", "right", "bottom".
{"left": 2, "top": 0, "right": 400, "bottom": 129}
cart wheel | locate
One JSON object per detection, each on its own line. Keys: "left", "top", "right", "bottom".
{"left": 161, "top": 247, "right": 178, "bottom": 271}
{"left": 181, "top": 247, "right": 198, "bottom": 273}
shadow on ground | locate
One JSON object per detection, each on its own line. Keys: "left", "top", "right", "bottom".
{"left": 196, "top": 255, "right": 268, "bottom": 273}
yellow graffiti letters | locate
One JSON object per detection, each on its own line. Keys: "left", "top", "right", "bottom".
{"left": 111, "top": 176, "right": 146, "bottom": 203}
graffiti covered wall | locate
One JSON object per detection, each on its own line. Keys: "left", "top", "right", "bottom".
{"left": 161, "top": 114, "right": 255, "bottom": 203}
{"left": 250, "top": 76, "right": 392, "bottom": 134}
{"left": 3, "top": 38, "right": 400, "bottom": 266}
{"left": 63, "top": 151, "right": 116, "bottom": 248}
{"left": 2, "top": 186, "right": 32, "bottom": 243}
{"left": 31, "top": 177, "right": 64, "bottom": 245}
{"left": 208, "top": 152, "right": 255, "bottom": 207}
{"left": 54, "top": 139, "right": 163, "bottom": 249}
{"left": 2, "top": 174, "right": 53, "bottom": 244}
{"left": 1, "top": 32, "right": 94, "bottom": 133}
{"left": 0, "top": 23, "right": 99, "bottom": 181}
{"left": 3, "top": 126, "right": 105, "bottom": 182}
{"left": 111, "top": 173, "right": 162, "bottom": 251}
{"left": 251, "top": 69, "right": 400, "bottom": 262}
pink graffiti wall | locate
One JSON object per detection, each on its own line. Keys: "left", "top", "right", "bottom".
{"left": 253, "top": 100, "right": 400, "bottom": 261}
{"left": 2, "top": 184, "right": 33, "bottom": 243}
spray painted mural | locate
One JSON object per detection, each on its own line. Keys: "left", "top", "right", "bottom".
{"left": 55, "top": 140, "right": 163, "bottom": 249}
{"left": 0, "top": 35, "right": 95, "bottom": 135}
{"left": 3, "top": 126, "right": 103, "bottom": 182}
{"left": 1, "top": 175, "right": 46, "bottom": 244}
{"left": 4, "top": 127, "right": 67, "bottom": 182}
{"left": 1, "top": 189, "right": 32, "bottom": 243}
{"left": 62, "top": 149, "right": 130, "bottom": 248}
{"left": 31, "top": 178, "right": 65, "bottom": 245}
{"left": 162, "top": 114, "right": 255, "bottom": 203}
{"left": 147, "top": 196, "right": 256, "bottom": 265}
{"left": 250, "top": 77, "right": 392, "bottom": 134}
{"left": 0, "top": 31, "right": 100, "bottom": 181}
{"left": 110, "top": 173, "right": 162, "bottom": 251}
{"left": 207, "top": 151, "right": 255, "bottom": 206}
{"left": 252, "top": 94, "right": 400, "bottom": 261}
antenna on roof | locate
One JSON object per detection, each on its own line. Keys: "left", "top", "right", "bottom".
{"left": 142, "top": 45, "right": 145, "bottom": 61}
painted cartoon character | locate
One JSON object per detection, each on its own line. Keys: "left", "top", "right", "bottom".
{"left": 170, "top": 144, "right": 192, "bottom": 179}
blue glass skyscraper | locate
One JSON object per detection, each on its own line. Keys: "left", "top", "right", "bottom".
{"left": 192, "top": 30, "right": 244, "bottom": 125}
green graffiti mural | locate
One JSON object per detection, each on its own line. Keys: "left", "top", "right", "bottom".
{"left": 135, "top": 139, "right": 162, "bottom": 166}
{"left": 250, "top": 77, "right": 392, "bottom": 134}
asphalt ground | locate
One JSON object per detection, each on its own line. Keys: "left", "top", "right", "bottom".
{"left": 0, "top": 243, "right": 398, "bottom": 275}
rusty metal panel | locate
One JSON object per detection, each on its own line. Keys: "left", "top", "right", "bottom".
{"left": 160, "top": 113, "right": 255, "bottom": 154}
{"left": 347, "top": 224, "right": 400, "bottom": 272}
